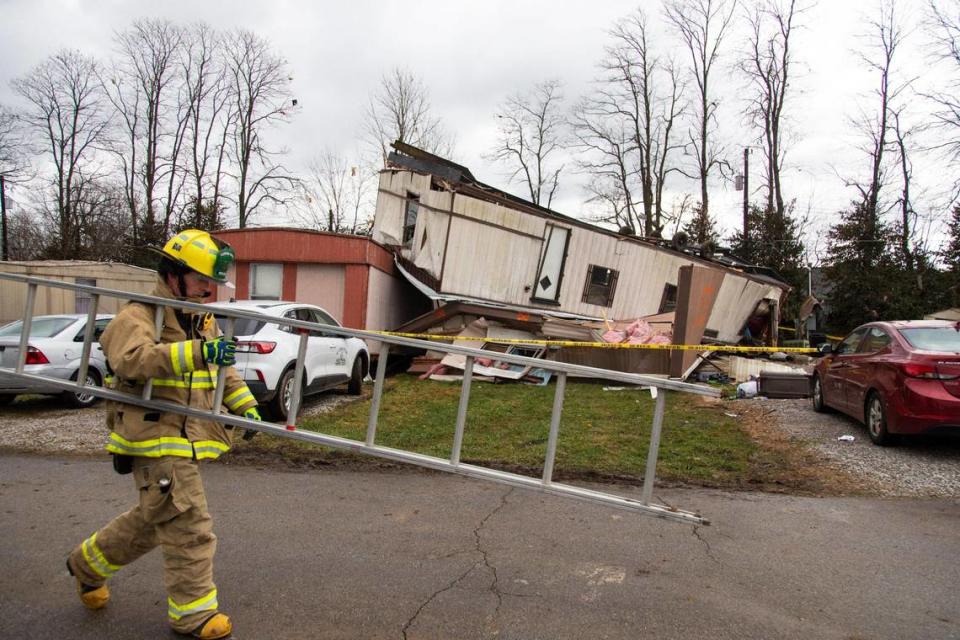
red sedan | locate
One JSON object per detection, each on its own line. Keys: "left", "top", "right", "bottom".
{"left": 812, "top": 320, "right": 960, "bottom": 445}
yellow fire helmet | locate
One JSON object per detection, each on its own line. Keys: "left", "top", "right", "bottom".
{"left": 159, "top": 229, "right": 236, "bottom": 289}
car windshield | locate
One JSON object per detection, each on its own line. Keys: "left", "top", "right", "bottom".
{"left": 0, "top": 317, "right": 75, "bottom": 338}
{"left": 215, "top": 316, "right": 265, "bottom": 337}
{"left": 899, "top": 327, "right": 960, "bottom": 352}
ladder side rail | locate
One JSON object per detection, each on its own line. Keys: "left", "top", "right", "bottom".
{"left": 142, "top": 306, "right": 164, "bottom": 401}
{"left": 285, "top": 331, "right": 309, "bottom": 428}
{"left": 0, "top": 273, "right": 719, "bottom": 398}
{"left": 76, "top": 295, "right": 101, "bottom": 389}
{"left": 641, "top": 390, "right": 668, "bottom": 505}
{"left": 0, "top": 274, "right": 718, "bottom": 524}
{"left": 15, "top": 283, "right": 37, "bottom": 373}
{"left": 365, "top": 343, "right": 389, "bottom": 446}
{"left": 0, "top": 367, "right": 706, "bottom": 525}
{"left": 541, "top": 372, "right": 567, "bottom": 484}
{"left": 210, "top": 318, "right": 234, "bottom": 416}
{"left": 450, "top": 355, "right": 474, "bottom": 466}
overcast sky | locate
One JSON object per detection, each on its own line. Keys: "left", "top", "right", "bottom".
{"left": 0, "top": 0, "right": 953, "bottom": 257}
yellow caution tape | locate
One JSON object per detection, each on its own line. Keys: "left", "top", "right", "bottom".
{"left": 371, "top": 330, "right": 819, "bottom": 353}
{"left": 780, "top": 325, "right": 845, "bottom": 341}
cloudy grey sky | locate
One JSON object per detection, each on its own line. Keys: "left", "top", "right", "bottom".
{"left": 0, "top": 0, "right": 952, "bottom": 255}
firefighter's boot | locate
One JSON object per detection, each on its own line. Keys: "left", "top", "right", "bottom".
{"left": 186, "top": 613, "right": 232, "bottom": 639}
{"left": 67, "top": 559, "right": 110, "bottom": 610}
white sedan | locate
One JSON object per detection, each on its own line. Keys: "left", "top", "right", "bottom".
{"left": 0, "top": 314, "right": 114, "bottom": 408}
{"left": 208, "top": 300, "right": 370, "bottom": 421}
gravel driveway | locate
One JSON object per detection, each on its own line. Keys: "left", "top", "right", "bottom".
{"left": 2, "top": 392, "right": 958, "bottom": 498}
{"left": 754, "top": 397, "right": 960, "bottom": 498}
{"left": 0, "top": 391, "right": 358, "bottom": 456}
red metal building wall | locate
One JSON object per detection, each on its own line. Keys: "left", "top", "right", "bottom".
{"left": 212, "top": 228, "right": 396, "bottom": 329}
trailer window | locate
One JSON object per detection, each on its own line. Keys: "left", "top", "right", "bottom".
{"left": 582, "top": 265, "right": 619, "bottom": 307}
{"left": 250, "top": 263, "right": 282, "bottom": 301}
{"left": 403, "top": 193, "right": 419, "bottom": 246}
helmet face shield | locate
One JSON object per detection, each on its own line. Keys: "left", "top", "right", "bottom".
{"left": 212, "top": 246, "right": 235, "bottom": 283}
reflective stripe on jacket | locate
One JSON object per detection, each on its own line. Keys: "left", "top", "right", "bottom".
{"left": 101, "top": 277, "right": 257, "bottom": 460}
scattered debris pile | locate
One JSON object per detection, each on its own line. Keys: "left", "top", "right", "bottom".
{"left": 408, "top": 318, "right": 551, "bottom": 384}
{"left": 405, "top": 312, "right": 676, "bottom": 383}
{"left": 689, "top": 352, "right": 814, "bottom": 399}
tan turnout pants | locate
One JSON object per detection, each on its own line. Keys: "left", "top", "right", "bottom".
{"left": 68, "top": 456, "right": 219, "bottom": 634}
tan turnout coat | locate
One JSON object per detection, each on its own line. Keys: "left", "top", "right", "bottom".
{"left": 101, "top": 278, "right": 257, "bottom": 460}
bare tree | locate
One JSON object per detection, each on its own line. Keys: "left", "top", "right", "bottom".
{"left": 12, "top": 50, "right": 111, "bottom": 258}
{"left": 0, "top": 105, "right": 32, "bottom": 181}
{"left": 488, "top": 79, "right": 567, "bottom": 208}
{"left": 664, "top": 0, "right": 738, "bottom": 218}
{"left": 849, "top": 0, "right": 910, "bottom": 224}
{"left": 71, "top": 176, "right": 136, "bottom": 261}
{"left": 739, "top": 0, "right": 804, "bottom": 219}
{"left": 824, "top": 0, "right": 915, "bottom": 330}
{"left": 364, "top": 67, "right": 454, "bottom": 164}
{"left": 223, "top": 29, "right": 299, "bottom": 228}
{"left": 573, "top": 9, "right": 685, "bottom": 236}
{"left": 923, "top": 0, "right": 960, "bottom": 196}
{"left": 297, "top": 149, "right": 373, "bottom": 234}
{"left": 0, "top": 105, "right": 32, "bottom": 260}
{"left": 4, "top": 207, "right": 48, "bottom": 260}
{"left": 181, "top": 23, "right": 233, "bottom": 228}
{"left": 104, "top": 19, "right": 189, "bottom": 246}
{"left": 891, "top": 106, "right": 922, "bottom": 270}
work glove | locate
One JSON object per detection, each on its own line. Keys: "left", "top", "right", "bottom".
{"left": 242, "top": 406, "right": 261, "bottom": 441}
{"left": 202, "top": 336, "right": 237, "bottom": 366}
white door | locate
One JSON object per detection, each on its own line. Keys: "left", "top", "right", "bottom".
{"left": 532, "top": 225, "right": 570, "bottom": 302}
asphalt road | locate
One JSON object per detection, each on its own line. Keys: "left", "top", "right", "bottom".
{"left": 1, "top": 454, "right": 958, "bottom": 640}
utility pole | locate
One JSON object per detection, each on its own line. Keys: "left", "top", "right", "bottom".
{"left": 1, "top": 175, "right": 8, "bottom": 261}
{"left": 742, "top": 148, "right": 749, "bottom": 261}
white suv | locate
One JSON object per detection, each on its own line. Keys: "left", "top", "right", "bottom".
{"left": 208, "top": 300, "right": 369, "bottom": 421}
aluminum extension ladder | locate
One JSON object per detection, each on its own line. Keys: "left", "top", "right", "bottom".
{"left": 0, "top": 272, "right": 720, "bottom": 525}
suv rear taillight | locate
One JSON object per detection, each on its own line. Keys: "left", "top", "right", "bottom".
{"left": 901, "top": 363, "right": 959, "bottom": 380}
{"left": 236, "top": 341, "right": 276, "bottom": 354}
{"left": 24, "top": 347, "right": 50, "bottom": 365}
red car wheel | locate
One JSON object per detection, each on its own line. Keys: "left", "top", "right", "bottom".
{"left": 866, "top": 392, "right": 895, "bottom": 446}
{"left": 812, "top": 375, "right": 830, "bottom": 413}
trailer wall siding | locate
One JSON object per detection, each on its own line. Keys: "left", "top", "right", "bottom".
{"left": 372, "top": 171, "right": 434, "bottom": 246}
{"left": 371, "top": 169, "right": 790, "bottom": 334}
{"left": 441, "top": 216, "right": 544, "bottom": 303}
{"left": 707, "top": 275, "right": 783, "bottom": 342}
{"left": 0, "top": 262, "right": 156, "bottom": 324}
{"left": 558, "top": 230, "right": 695, "bottom": 317}
{"left": 451, "top": 193, "right": 544, "bottom": 238}
{"left": 410, "top": 205, "right": 450, "bottom": 278}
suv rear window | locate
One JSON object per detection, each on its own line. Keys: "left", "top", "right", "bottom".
{"left": 900, "top": 327, "right": 960, "bottom": 352}
{"left": 215, "top": 317, "right": 265, "bottom": 337}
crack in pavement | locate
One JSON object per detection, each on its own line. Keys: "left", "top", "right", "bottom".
{"left": 692, "top": 525, "right": 720, "bottom": 565}
{"left": 401, "top": 487, "right": 515, "bottom": 639}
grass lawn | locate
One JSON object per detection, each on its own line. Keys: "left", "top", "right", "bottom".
{"left": 268, "top": 375, "right": 757, "bottom": 486}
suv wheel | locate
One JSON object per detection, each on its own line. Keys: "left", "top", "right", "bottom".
{"left": 270, "top": 368, "right": 302, "bottom": 422}
{"left": 348, "top": 357, "right": 363, "bottom": 395}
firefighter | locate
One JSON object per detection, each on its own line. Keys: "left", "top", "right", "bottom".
{"left": 66, "top": 229, "right": 261, "bottom": 639}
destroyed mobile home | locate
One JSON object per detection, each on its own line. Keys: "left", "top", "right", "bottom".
{"left": 371, "top": 143, "right": 792, "bottom": 380}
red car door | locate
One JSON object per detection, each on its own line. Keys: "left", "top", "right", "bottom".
{"left": 823, "top": 328, "right": 867, "bottom": 414}
{"left": 843, "top": 327, "right": 894, "bottom": 421}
